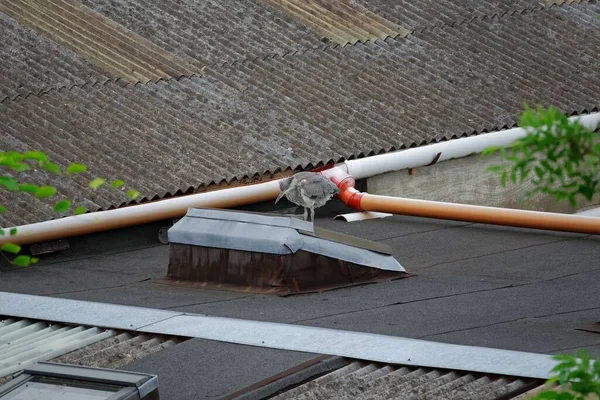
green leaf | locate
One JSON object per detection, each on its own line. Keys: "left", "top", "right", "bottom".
{"left": 110, "top": 179, "right": 124, "bottom": 188}
{"left": 53, "top": 199, "right": 71, "bottom": 213}
{"left": 534, "top": 391, "right": 562, "bottom": 399}
{"left": 12, "top": 255, "right": 32, "bottom": 267}
{"left": 19, "top": 183, "right": 38, "bottom": 193}
{"left": 10, "top": 227, "right": 17, "bottom": 236}
{"left": 126, "top": 189, "right": 139, "bottom": 199}
{"left": 0, "top": 205, "right": 5, "bottom": 213}
{"left": 74, "top": 206, "right": 86, "bottom": 215}
{"left": 89, "top": 178, "right": 105, "bottom": 189}
{"left": 42, "top": 162, "right": 61, "bottom": 174}
{"left": 1, "top": 243, "right": 21, "bottom": 254}
{"left": 0, "top": 176, "right": 19, "bottom": 191}
{"left": 534, "top": 166, "right": 545, "bottom": 179}
{"left": 66, "top": 163, "right": 87, "bottom": 174}
{"left": 487, "top": 165, "right": 504, "bottom": 173}
{"left": 30, "top": 257, "right": 39, "bottom": 264}
{"left": 481, "top": 146, "right": 499, "bottom": 156}
{"left": 22, "top": 151, "right": 48, "bottom": 163}
{"left": 34, "top": 185, "right": 56, "bottom": 198}
{"left": 500, "top": 170, "right": 508, "bottom": 186}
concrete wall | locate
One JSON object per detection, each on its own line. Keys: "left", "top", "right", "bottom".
{"left": 367, "top": 153, "right": 600, "bottom": 213}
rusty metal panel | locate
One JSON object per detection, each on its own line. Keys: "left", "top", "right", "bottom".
{"left": 0, "top": 318, "right": 114, "bottom": 378}
{"left": 166, "top": 243, "right": 407, "bottom": 295}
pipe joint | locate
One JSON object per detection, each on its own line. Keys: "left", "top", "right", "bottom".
{"left": 322, "top": 167, "right": 364, "bottom": 211}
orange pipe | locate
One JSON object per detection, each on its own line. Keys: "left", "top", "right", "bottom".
{"left": 324, "top": 167, "right": 600, "bottom": 235}
{"left": 360, "top": 194, "right": 600, "bottom": 235}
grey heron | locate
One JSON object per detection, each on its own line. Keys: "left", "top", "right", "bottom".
{"left": 275, "top": 172, "right": 340, "bottom": 222}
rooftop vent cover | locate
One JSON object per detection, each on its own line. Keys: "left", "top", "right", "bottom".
{"left": 165, "top": 208, "right": 406, "bottom": 295}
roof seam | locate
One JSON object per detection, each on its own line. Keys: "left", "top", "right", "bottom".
{"left": 1, "top": 1, "right": 585, "bottom": 103}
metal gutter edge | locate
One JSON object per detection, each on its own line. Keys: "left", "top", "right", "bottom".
{"left": 0, "top": 292, "right": 556, "bottom": 380}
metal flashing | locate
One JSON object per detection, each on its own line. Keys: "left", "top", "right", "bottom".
{"left": 0, "top": 292, "right": 557, "bottom": 380}
{"left": 168, "top": 209, "right": 403, "bottom": 272}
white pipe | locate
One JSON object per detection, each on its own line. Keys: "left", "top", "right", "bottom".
{"left": 343, "top": 113, "right": 600, "bottom": 180}
{"left": 2, "top": 112, "right": 599, "bottom": 245}
{"left": 1, "top": 180, "right": 281, "bottom": 245}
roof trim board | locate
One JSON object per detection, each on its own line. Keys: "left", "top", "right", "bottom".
{"left": 0, "top": 292, "right": 557, "bottom": 379}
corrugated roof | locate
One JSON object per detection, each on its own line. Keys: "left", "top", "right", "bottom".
{"left": 1, "top": 2, "right": 600, "bottom": 227}
{"left": 0, "top": 11, "right": 108, "bottom": 102}
{"left": 354, "top": 0, "right": 545, "bottom": 31}
{"left": 52, "top": 331, "right": 182, "bottom": 370}
{"left": 268, "top": 359, "right": 541, "bottom": 400}
{"left": 0, "top": 0, "right": 196, "bottom": 84}
{"left": 0, "top": 318, "right": 113, "bottom": 378}
{"left": 264, "top": 0, "right": 409, "bottom": 45}
{"left": 78, "top": 0, "right": 330, "bottom": 66}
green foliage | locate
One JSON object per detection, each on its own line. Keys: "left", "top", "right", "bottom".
{"left": 34, "top": 185, "right": 56, "bottom": 199}
{"left": 0, "top": 243, "right": 21, "bottom": 254}
{"left": 1, "top": 150, "right": 140, "bottom": 267}
{"left": 74, "top": 206, "right": 87, "bottom": 215}
{"left": 89, "top": 177, "right": 105, "bottom": 189}
{"left": 532, "top": 350, "right": 600, "bottom": 400}
{"left": 53, "top": 199, "right": 71, "bottom": 213}
{"left": 484, "top": 104, "right": 600, "bottom": 208}
{"left": 66, "top": 163, "right": 87, "bottom": 174}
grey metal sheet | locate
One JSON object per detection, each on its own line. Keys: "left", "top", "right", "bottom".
{"left": 168, "top": 209, "right": 404, "bottom": 272}
{"left": 0, "top": 292, "right": 182, "bottom": 330}
{"left": 139, "top": 314, "right": 556, "bottom": 380}
{"left": 0, "top": 318, "right": 114, "bottom": 378}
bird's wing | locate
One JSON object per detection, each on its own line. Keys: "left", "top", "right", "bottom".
{"left": 299, "top": 176, "right": 338, "bottom": 200}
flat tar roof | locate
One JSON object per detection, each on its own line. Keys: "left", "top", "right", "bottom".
{"left": 1, "top": 202, "right": 599, "bottom": 398}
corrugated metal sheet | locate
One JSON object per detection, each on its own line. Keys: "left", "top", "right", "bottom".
{"left": 0, "top": 11, "right": 109, "bottom": 102}
{"left": 52, "top": 331, "right": 182, "bottom": 369}
{"left": 0, "top": 317, "right": 114, "bottom": 378}
{"left": 271, "top": 360, "right": 541, "bottom": 400}
{"left": 0, "top": 0, "right": 195, "bottom": 84}
{"left": 264, "top": 0, "right": 409, "bottom": 45}
{"left": 1, "top": 2, "right": 600, "bottom": 227}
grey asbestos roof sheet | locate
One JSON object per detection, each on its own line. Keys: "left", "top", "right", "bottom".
{"left": 77, "top": 0, "right": 327, "bottom": 66}
{"left": 0, "top": 12, "right": 108, "bottom": 102}
{"left": 1, "top": 2, "right": 600, "bottom": 227}
{"left": 270, "top": 359, "right": 541, "bottom": 400}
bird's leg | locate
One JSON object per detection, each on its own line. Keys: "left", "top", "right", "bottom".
{"left": 310, "top": 207, "right": 315, "bottom": 223}
{"left": 303, "top": 207, "right": 308, "bottom": 221}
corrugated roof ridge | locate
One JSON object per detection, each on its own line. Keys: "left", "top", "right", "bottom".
{"left": 2, "top": 0, "right": 593, "bottom": 103}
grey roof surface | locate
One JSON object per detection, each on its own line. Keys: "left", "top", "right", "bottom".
{"left": 2, "top": 1, "right": 600, "bottom": 227}
{"left": 0, "top": 11, "right": 109, "bottom": 102}
{"left": 1, "top": 202, "right": 599, "bottom": 398}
